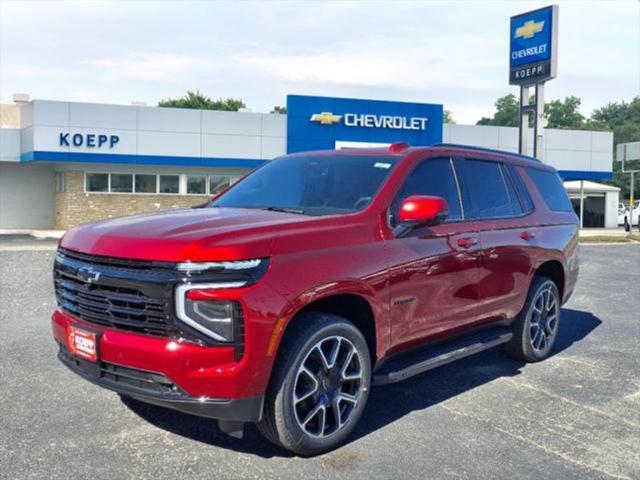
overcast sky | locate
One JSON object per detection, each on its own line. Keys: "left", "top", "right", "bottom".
{"left": 1, "top": 0, "right": 638, "bottom": 124}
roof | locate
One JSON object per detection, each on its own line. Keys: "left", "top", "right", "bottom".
{"left": 563, "top": 180, "right": 620, "bottom": 192}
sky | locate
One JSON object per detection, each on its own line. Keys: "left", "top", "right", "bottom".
{"left": 0, "top": 0, "right": 638, "bottom": 125}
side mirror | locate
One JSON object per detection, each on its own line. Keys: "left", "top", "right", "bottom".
{"left": 394, "top": 195, "right": 448, "bottom": 237}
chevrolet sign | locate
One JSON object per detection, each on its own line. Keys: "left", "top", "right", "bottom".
{"left": 509, "top": 5, "right": 558, "bottom": 85}
{"left": 311, "top": 112, "right": 428, "bottom": 131}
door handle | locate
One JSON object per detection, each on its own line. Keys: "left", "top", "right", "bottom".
{"left": 520, "top": 231, "right": 536, "bottom": 241}
{"left": 457, "top": 237, "right": 478, "bottom": 249}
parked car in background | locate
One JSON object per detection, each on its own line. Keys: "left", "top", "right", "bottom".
{"left": 51, "top": 143, "right": 579, "bottom": 455}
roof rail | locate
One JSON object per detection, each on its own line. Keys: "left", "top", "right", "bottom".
{"left": 432, "top": 143, "right": 542, "bottom": 162}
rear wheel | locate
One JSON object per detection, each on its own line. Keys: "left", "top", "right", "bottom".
{"left": 504, "top": 276, "right": 560, "bottom": 362}
{"left": 257, "top": 312, "right": 371, "bottom": 456}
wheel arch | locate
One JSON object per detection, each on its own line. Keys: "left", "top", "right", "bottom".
{"left": 534, "top": 260, "right": 565, "bottom": 300}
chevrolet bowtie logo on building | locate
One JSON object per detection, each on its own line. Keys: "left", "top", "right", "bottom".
{"left": 515, "top": 19, "right": 545, "bottom": 39}
{"left": 309, "top": 112, "right": 342, "bottom": 125}
{"left": 310, "top": 112, "right": 428, "bottom": 131}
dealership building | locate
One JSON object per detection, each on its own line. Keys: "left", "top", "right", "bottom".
{"left": 0, "top": 94, "right": 615, "bottom": 230}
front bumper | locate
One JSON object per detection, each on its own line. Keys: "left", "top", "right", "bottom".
{"left": 52, "top": 308, "right": 268, "bottom": 421}
{"left": 57, "top": 342, "right": 263, "bottom": 421}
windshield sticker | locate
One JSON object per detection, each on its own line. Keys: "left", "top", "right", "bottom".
{"left": 374, "top": 162, "right": 391, "bottom": 169}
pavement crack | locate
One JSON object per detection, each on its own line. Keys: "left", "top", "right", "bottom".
{"left": 441, "top": 404, "right": 633, "bottom": 480}
{"left": 502, "top": 378, "right": 640, "bottom": 429}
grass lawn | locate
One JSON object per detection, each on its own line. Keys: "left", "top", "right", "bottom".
{"left": 579, "top": 235, "right": 640, "bottom": 243}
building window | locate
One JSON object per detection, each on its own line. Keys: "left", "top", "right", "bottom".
{"left": 209, "top": 175, "right": 232, "bottom": 195}
{"left": 135, "top": 174, "right": 157, "bottom": 193}
{"left": 187, "top": 175, "right": 207, "bottom": 195}
{"left": 86, "top": 173, "right": 109, "bottom": 192}
{"left": 159, "top": 175, "right": 180, "bottom": 194}
{"left": 55, "top": 172, "right": 66, "bottom": 193}
{"left": 110, "top": 174, "right": 133, "bottom": 193}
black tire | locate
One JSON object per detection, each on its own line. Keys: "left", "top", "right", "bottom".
{"left": 257, "top": 312, "right": 371, "bottom": 456}
{"left": 504, "top": 276, "right": 560, "bottom": 362}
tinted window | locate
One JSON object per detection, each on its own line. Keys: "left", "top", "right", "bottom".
{"left": 506, "top": 164, "right": 535, "bottom": 213}
{"left": 187, "top": 175, "right": 207, "bottom": 195}
{"left": 526, "top": 168, "right": 573, "bottom": 212}
{"left": 456, "top": 159, "right": 512, "bottom": 219}
{"left": 135, "top": 174, "right": 157, "bottom": 193}
{"left": 501, "top": 165, "right": 523, "bottom": 215}
{"left": 86, "top": 173, "right": 108, "bottom": 192}
{"left": 159, "top": 175, "right": 179, "bottom": 194}
{"left": 215, "top": 155, "right": 399, "bottom": 216}
{"left": 110, "top": 174, "right": 133, "bottom": 193}
{"left": 390, "top": 158, "right": 462, "bottom": 226}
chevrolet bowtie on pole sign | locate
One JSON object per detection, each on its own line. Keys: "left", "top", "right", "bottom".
{"left": 509, "top": 5, "right": 558, "bottom": 85}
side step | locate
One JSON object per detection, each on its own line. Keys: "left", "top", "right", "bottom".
{"left": 372, "top": 328, "right": 513, "bottom": 386}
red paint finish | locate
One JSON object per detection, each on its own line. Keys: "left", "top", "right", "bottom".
{"left": 398, "top": 195, "right": 449, "bottom": 224}
{"left": 52, "top": 145, "right": 579, "bottom": 407}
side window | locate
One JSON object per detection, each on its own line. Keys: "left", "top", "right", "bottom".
{"left": 501, "top": 165, "right": 523, "bottom": 216}
{"left": 506, "top": 164, "right": 535, "bottom": 213}
{"left": 525, "top": 167, "right": 573, "bottom": 212}
{"left": 455, "top": 158, "right": 512, "bottom": 219}
{"left": 390, "top": 158, "right": 462, "bottom": 226}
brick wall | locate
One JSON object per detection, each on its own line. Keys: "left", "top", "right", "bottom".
{"left": 55, "top": 171, "right": 208, "bottom": 230}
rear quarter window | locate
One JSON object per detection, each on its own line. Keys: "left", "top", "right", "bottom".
{"left": 525, "top": 167, "right": 573, "bottom": 212}
{"left": 505, "top": 164, "right": 535, "bottom": 214}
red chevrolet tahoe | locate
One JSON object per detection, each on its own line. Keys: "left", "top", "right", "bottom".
{"left": 52, "top": 143, "right": 579, "bottom": 455}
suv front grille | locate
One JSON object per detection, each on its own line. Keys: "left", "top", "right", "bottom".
{"left": 54, "top": 248, "right": 176, "bottom": 336}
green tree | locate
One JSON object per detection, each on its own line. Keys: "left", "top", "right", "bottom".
{"left": 476, "top": 94, "right": 520, "bottom": 126}
{"left": 158, "top": 90, "right": 245, "bottom": 111}
{"left": 271, "top": 106, "right": 287, "bottom": 114}
{"left": 443, "top": 109, "right": 455, "bottom": 124}
{"left": 544, "top": 96, "right": 585, "bottom": 129}
{"left": 590, "top": 97, "right": 640, "bottom": 199}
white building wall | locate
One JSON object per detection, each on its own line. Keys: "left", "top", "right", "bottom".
{"left": 444, "top": 124, "right": 612, "bottom": 173}
{"left": 20, "top": 100, "right": 287, "bottom": 163}
{"left": 0, "top": 128, "right": 20, "bottom": 161}
{"left": 0, "top": 162, "right": 55, "bottom": 228}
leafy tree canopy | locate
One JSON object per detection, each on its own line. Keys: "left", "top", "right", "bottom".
{"left": 443, "top": 109, "right": 456, "bottom": 124}
{"left": 158, "top": 90, "right": 245, "bottom": 111}
{"left": 476, "top": 94, "right": 640, "bottom": 198}
{"left": 476, "top": 94, "right": 520, "bottom": 127}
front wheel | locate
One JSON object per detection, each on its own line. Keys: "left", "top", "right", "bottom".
{"left": 257, "top": 312, "right": 371, "bottom": 456}
{"left": 504, "top": 276, "right": 560, "bottom": 362}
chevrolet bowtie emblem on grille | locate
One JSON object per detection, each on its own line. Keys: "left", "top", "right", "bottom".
{"left": 310, "top": 112, "right": 342, "bottom": 125}
{"left": 77, "top": 266, "right": 101, "bottom": 283}
{"left": 515, "top": 19, "right": 545, "bottom": 39}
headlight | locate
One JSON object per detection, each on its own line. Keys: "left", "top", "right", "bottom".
{"left": 176, "top": 259, "right": 263, "bottom": 273}
{"left": 175, "top": 282, "right": 245, "bottom": 342}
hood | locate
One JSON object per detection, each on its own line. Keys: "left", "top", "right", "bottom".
{"left": 60, "top": 207, "right": 315, "bottom": 262}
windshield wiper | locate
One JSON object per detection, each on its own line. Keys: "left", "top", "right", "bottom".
{"left": 260, "top": 206, "right": 306, "bottom": 215}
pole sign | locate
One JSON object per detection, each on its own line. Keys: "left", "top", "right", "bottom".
{"left": 509, "top": 5, "right": 558, "bottom": 85}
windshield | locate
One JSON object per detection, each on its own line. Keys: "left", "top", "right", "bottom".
{"left": 212, "top": 154, "right": 399, "bottom": 216}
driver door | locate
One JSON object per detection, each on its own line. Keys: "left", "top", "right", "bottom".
{"left": 386, "top": 157, "right": 481, "bottom": 350}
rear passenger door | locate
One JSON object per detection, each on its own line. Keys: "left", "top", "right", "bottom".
{"left": 454, "top": 158, "right": 536, "bottom": 322}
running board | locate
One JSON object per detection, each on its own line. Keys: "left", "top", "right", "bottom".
{"left": 372, "top": 328, "right": 513, "bottom": 386}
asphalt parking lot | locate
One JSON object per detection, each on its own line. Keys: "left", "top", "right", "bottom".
{"left": 1, "top": 242, "right": 638, "bottom": 480}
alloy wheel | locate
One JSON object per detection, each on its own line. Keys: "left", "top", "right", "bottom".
{"left": 529, "top": 285, "right": 559, "bottom": 353}
{"left": 292, "top": 336, "right": 364, "bottom": 438}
